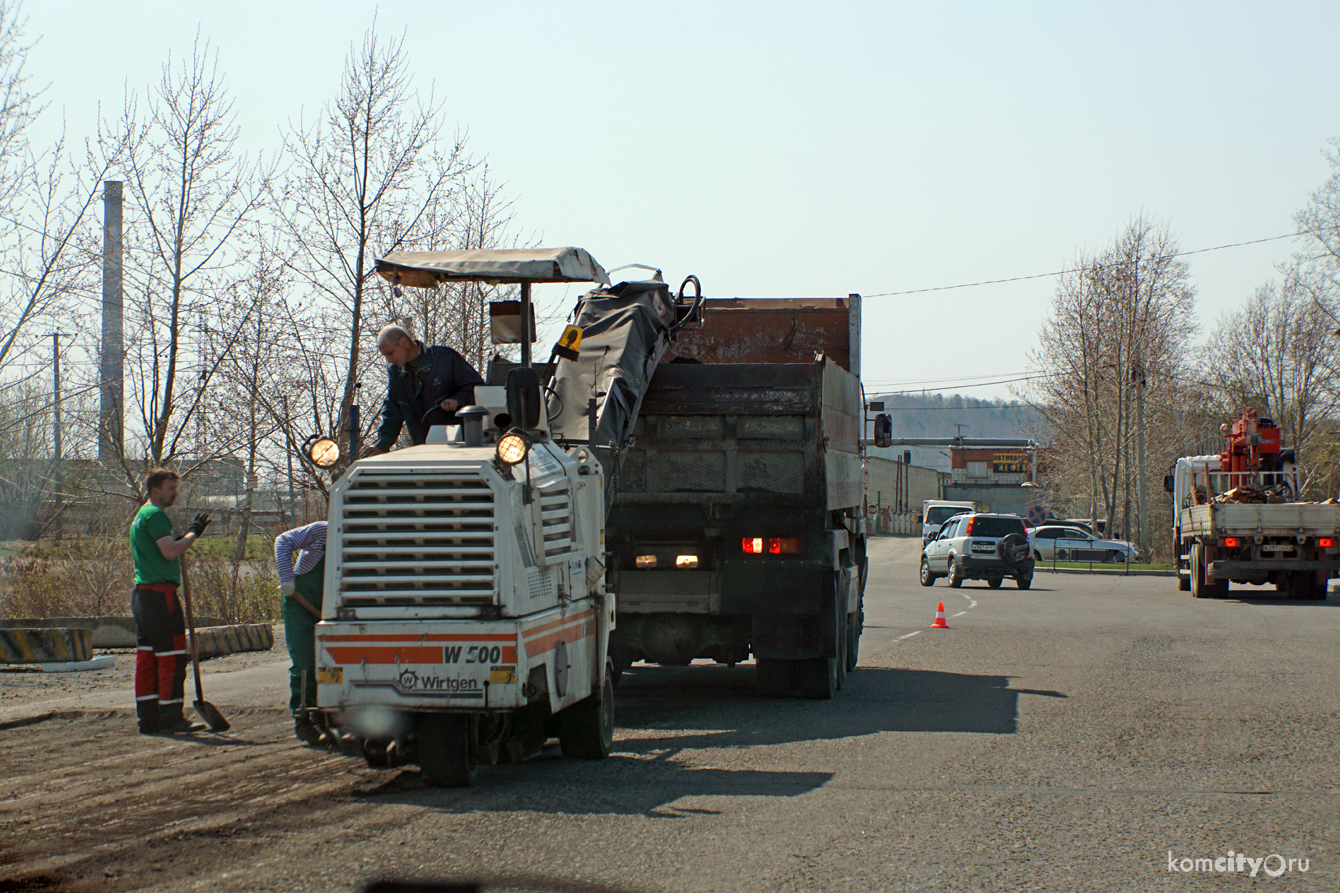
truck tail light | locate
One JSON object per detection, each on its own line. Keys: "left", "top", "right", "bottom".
{"left": 741, "top": 537, "right": 802, "bottom": 555}
{"left": 1320, "top": 537, "right": 1335, "bottom": 548}
{"left": 1223, "top": 537, "right": 1238, "bottom": 548}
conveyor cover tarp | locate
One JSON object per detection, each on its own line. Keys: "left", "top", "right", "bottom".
{"left": 549, "top": 280, "right": 678, "bottom": 494}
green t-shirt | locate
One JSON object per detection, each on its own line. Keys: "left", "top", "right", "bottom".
{"left": 131, "top": 502, "right": 180, "bottom": 585}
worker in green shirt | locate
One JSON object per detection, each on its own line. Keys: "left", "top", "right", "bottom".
{"left": 130, "top": 469, "right": 210, "bottom": 735}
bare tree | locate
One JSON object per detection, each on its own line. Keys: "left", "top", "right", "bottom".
{"left": 114, "top": 36, "right": 267, "bottom": 479}
{"left": 278, "top": 25, "right": 473, "bottom": 458}
{"left": 1027, "top": 216, "right": 1198, "bottom": 556}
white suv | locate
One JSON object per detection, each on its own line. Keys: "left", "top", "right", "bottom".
{"left": 920, "top": 512, "right": 1034, "bottom": 589}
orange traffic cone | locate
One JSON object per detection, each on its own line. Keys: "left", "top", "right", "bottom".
{"left": 930, "top": 601, "right": 950, "bottom": 629}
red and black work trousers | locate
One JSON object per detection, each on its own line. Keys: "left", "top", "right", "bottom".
{"left": 131, "top": 583, "right": 188, "bottom": 732}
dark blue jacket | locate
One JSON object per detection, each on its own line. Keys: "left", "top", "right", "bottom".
{"left": 375, "top": 342, "right": 485, "bottom": 449}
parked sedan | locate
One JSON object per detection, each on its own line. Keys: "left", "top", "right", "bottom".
{"left": 1029, "top": 525, "right": 1137, "bottom": 563}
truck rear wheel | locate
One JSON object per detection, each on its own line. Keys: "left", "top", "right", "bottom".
{"left": 417, "top": 714, "right": 476, "bottom": 787}
{"left": 558, "top": 666, "right": 614, "bottom": 759}
{"left": 756, "top": 658, "right": 795, "bottom": 696}
{"left": 1287, "top": 571, "right": 1327, "bottom": 601}
{"left": 845, "top": 610, "right": 860, "bottom": 674}
{"left": 798, "top": 656, "right": 838, "bottom": 699}
{"left": 1190, "top": 542, "right": 1227, "bottom": 598}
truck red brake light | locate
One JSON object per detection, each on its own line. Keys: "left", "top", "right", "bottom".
{"left": 742, "top": 537, "right": 802, "bottom": 555}
{"left": 1320, "top": 537, "right": 1335, "bottom": 548}
{"left": 1223, "top": 537, "right": 1238, "bottom": 548}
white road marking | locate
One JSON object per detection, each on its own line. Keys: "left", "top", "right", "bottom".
{"left": 896, "top": 630, "right": 922, "bottom": 640}
{"left": 951, "top": 611, "right": 967, "bottom": 617}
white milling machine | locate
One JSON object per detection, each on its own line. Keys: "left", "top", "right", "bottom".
{"left": 312, "top": 248, "right": 616, "bottom": 786}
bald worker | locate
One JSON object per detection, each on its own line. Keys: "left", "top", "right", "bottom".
{"left": 363, "top": 325, "right": 485, "bottom": 457}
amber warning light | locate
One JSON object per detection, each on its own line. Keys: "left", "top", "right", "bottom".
{"left": 742, "top": 537, "right": 802, "bottom": 555}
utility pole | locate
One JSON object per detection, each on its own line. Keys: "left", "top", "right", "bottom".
{"left": 48, "top": 332, "right": 69, "bottom": 539}
{"left": 1134, "top": 253, "right": 1148, "bottom": 557}
{"left": 100, "top": 181, "right": 123, "bottom": 459}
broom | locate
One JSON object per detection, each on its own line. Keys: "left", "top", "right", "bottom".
{"left": 180, "top": 557, "right": 231, "bottom": 732}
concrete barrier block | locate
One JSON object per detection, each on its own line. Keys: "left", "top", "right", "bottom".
{"left": 0, "top": 628, "right": 94, "bottom": 663}
{"left": 189, "top": 623, "right": 274, "bottom": 660}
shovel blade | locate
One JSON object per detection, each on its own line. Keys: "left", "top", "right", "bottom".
{"left": 194, "top": 699, "right": 230, "bottom": 732}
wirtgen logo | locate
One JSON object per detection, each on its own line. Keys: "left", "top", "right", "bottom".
{"left": 1166, "top": 850, "right": 1310, "bottom": 878}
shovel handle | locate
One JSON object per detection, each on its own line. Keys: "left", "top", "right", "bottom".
{"left": 181, "top": 557, "right": 206, "bottom": 703}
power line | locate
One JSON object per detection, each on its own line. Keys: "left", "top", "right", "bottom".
{"left": 862, "top": 227, "right": 1337, "bottom": 298}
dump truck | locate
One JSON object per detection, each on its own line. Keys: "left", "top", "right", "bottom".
{"left": 602, "top": 297, "right": 880, "bottom": 698}
{"left": 1166, "top": 408, "right": 1340, "bottom": 600}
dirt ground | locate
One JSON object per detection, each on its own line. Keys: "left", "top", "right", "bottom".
{"left": 0, "top": 628, "right": 382, "bottom": 893}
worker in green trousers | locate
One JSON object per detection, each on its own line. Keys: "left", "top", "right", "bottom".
{"left": 274, "top": 521, "right": 326, "bottom": 744}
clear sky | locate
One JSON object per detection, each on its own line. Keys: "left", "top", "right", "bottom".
{"left": 25, "top": 1, "right": 1340, "bottom": 400}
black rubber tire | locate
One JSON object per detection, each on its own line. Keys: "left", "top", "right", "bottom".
{"left": 1190, "top": 543, "right": 1206, "bottom": 598}
{"left": 417, "top": 714, "right": 476, "bottom": 787}
{"left": 845, "top": 610, "right": 860, "bottom": 673}
{"left": 1106, "top": 550, "right": 1122, "bottom": 564}
{"left": 996, "top": 533, "right": 1029, "bottom": 565}
{"left": 1016, "top": 574, "right": 1032, "bottom": 590}
{"left": 1034, "top": 550, "right": 1043, "bottom": 562}
{"left": 919, "top": 557, "right": 936, "bottom": 587}
{"left": 756, "top": 658, "right": 795, "bottom": 696}
{"left": 1191, "top": 542, "right": 1228, "bottom": 598}
{"left": 558, "top": 667, "right": 614, "bottom": 759}
{"left": 947, "top": 560, "right": 964, "bottom": 589}
{"left": 835, "top": 616, "right": 847, "bottom": 692}
{"left": 987, "top": 577, "right": 1003, "bottom": 589}
{"left": 798, "top": 656, "right": 838, "bottom": 700}
{"left": 362, "top": 739, "right": 391, "bottom": 768}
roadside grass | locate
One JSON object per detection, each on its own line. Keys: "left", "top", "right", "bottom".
{"left": 1040, "top": 560, "right": 1173, "bottom": 571}
{"left": 1, "top": 534, "right": 281, "bottom": 622}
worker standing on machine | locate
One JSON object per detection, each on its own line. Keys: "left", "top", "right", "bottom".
{"left": 274, "top": 520, "right": 328, "bottom": 744}
{"left": 362, "top": 324, "right": 484, "bottom": 456}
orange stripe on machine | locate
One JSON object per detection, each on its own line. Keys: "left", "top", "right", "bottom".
{"left": 522, "top": 608, "right": 596, "bottom": 641}
{"left": 320, "top": 633, "right": 515, "bottom": 643}
{"left": 326, "top": 644, "right": 518, "bottom": 665}
{"left": 523, "top": 620, "right": 595, "bottom": 657}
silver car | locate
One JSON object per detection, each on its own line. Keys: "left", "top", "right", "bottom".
{"left": 1030, "top": 525, "right": 1137, "bottom": 563}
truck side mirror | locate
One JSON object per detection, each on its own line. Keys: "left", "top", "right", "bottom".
{"left": 1163, "top": 474, "right": 1174, "bottom": 494}
{"left": 506, "top": 367, "right": 542, "bottom": 430}
{"left": 873, "top": 413, "right": 892, "bottom": 449}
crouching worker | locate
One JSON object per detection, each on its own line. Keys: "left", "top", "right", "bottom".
{"left": 130, "top": 469, "right": 210, "bottom": 735}
{"left": 274, "top": 520, "right": 329, "bottom": 744}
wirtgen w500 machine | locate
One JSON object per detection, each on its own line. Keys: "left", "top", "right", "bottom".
{"left": 312, "top": 248, "right": 702, "bottom": 785}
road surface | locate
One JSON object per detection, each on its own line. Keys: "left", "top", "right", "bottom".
{"left": 2, "top": 538, "right": 1336, "bottom": 891}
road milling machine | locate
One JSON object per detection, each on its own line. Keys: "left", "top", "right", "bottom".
{"left": 310, "top": 248, "right": 702, "bottom": 786}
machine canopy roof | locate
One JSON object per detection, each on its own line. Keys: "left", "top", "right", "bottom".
{"left": 375, "top": 247, "right": 609, "bottom": 288}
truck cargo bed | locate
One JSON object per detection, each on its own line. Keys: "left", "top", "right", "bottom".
{"left": 1182, "top": 503, "right": 1340, "bottom": 538}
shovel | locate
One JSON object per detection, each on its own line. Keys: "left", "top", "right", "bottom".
{"left": 180, "top": 557, "right": 231, "bottom": 732}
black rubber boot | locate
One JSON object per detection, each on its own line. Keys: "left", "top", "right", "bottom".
{"left": 294, "top": 713, "right": 322, "bottom": 746}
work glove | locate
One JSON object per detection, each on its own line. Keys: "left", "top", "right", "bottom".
{"left": 281, "top": 580, "right": 296, "bottom": 597}
{"left": 188, "top": 513, "right": 211, "bottom": 536}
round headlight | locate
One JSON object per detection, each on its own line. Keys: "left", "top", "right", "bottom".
{"left": 308, "top": 437, "right": 341, "bottom": 468}
{"left": 496, "top": 430, "right": 532, "bottom": 466}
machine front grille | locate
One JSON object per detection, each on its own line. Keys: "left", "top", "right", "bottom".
{"left": 337, "top": 472, "right": 496, "bottom": 606}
